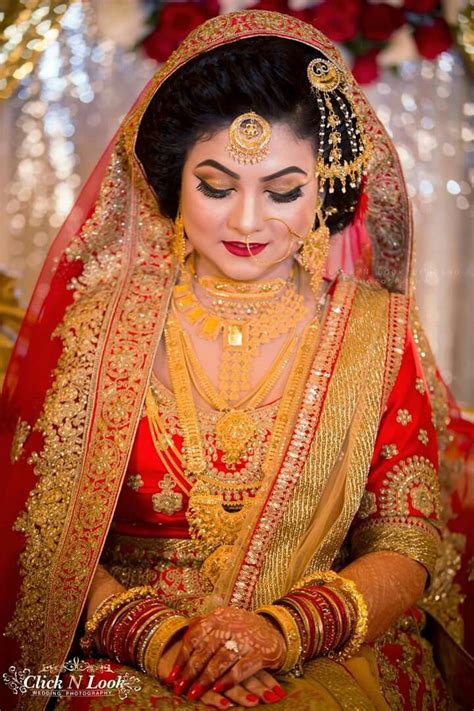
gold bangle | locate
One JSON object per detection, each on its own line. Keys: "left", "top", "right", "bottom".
{"left": 80, "top": 585, "right": 157, "bottom": 655}
{"left": 331, "top": 577, "right": 368, "bottom": 660}
{"left": 143, "top": 616, "right": 189, "bottom": 678}
{"left": 294, "top": 571, "right": 368, "bottom": 660}
{"left": 257, "top": 604, "right": 302, "bottom": 674}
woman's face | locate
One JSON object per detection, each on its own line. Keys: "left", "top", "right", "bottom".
{"left": 180, "top": 121, "right": 319, "bottom": 281}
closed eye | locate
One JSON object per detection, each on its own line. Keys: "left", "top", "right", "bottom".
{"left": 267, "top": 186, "right": 304, "bottom": 203}
{"left": 196, "top": 180, "right": 232, "bottom": 199}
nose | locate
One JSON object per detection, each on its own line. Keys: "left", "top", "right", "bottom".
{"left": 227, "top": 189, "right": 265, "bottom": 239}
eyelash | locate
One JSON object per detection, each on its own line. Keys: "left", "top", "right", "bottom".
{"left": 196, "top": 180, "right": 304, "bottom": 203}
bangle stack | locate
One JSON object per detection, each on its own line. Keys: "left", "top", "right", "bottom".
{"left": 256, "top": 571, "right": 368, "bottom": 675}
{"left": 80, "top": 586, "right": 188, "bottom": 677}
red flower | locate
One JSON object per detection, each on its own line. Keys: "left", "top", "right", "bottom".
{"left": 310, "top": 0, "right": 361, "bottom": 42}
{"left": 252, "top": 0, "right": 288, "bottom": 10}
{"left": 403, "top": 0, "right": 439, "bottom": 13}
{"left": 352, "top": 49, "right": 380, "bottom": 84}
{"left": 142, "top": 3, "right": 209, "bottom": 63}
{"left": 414, "top": 17, "right": 452, "bottom": 59}
{"left": 360, "top": 3, "right": 404, "bottom": 41}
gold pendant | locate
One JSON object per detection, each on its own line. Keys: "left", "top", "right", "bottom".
{"left": 215, "top": 409, "right": 256, "bottom": 464}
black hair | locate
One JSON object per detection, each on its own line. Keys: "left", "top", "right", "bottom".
{"left": 135, "top": 36, "right": 362, "bottom": 234}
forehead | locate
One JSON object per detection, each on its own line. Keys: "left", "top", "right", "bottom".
{"left": 186, "top": 121, "right": 316, "bottom": 172}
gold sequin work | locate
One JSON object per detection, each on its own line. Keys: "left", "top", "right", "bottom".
{"left": 396, "top": 408, "right": 412, "bottom": 426}
{"left": 418, "top": 429, "right": 429, "bottom": 445}
{"left": 415, "top": 378, "right": 426, "bottom": 395}
{"left": 381, "top": 443, "right": 399, "bottom": 459}
{"left": 10, "top": 417, "right": 31, "bottom": 464}
{"left": 379, "top": 455, "right": 440, "bottom": 519}
{"left": 358, "top": 491, "right": 377, "bottom": 519}
{"left": 126, "top": 474, "right": 144, "bottom": 491}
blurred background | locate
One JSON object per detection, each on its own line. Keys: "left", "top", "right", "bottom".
{"left": 0, "top": 0, "right": 473, "bottom": 403}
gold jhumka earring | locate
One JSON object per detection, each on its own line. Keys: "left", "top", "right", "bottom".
{"left": 171, "top": 203, "right": 186, "bottom": 266}
{"left": 299, "top": 201, "right": 330, "bottom": 294}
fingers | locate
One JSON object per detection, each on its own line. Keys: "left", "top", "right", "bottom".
{"left": 200, "top": 689, "right": 234, "bottom": 708}
{"left": 242, "top": 670, "right": 286, "bottom": 703}
{"left": 211, "top": 655, "right": 263, "bottom": 694}
{"left": 185, "top": 647, "right": 240, "bottom": 700}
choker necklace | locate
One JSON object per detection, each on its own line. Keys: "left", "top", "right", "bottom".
{"left": 172, "top": 256, "right": 307, "bottom": 402}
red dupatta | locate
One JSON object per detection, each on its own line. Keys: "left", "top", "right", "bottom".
{"left": 0, "top": 10, "right": 422, "bottom": 711}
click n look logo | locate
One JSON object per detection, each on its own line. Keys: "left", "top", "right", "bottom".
{"left": 3, "top": 657, "right": 142, "bottom": 700}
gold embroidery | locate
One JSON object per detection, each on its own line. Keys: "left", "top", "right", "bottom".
{"left": 224, "top": 279, "right": 358, "bottom": 608}
{"left": 358, "top": 491, "right": 377, "bottom": 519}
{"left": 381, "top": 443, "right": 398, "bottom": 459}
{"left": 420, "top": 528, "right": 466, "bottom": 643}
{"left": 245, "top": 281, "right": 390, "bottom": 607}
{"left": 396, "top": 408, "right": 412, "bottom": 426}
{"left": 151, "top": 473, "right": 183, "bottom": 514}
{"left": 380, "top": 293, "right": 409, "bottom": 413}
{"left": 100, "top": 533, "right": 211, "bottom": 613}
{"left": 351, "top": 518, "right": 441, "bottom": 578}
{"left": 10, "top": 417, "right": 32, "bottom": 464}
{"left": 5, "top": 284, "right": 113, "bottom": 667}
{"left": 418, "top": 428, "right": 429, "bottom": 445}
{"left": 411, "top": 484, "right": 436, "bottom": 517}
{"left": 126, "top": 473, "right": 144, "bottom": 491}
{"left": 380, "top": 455, "right": 440, "bottom": 519}
{"left": 415, "top": 377, "right": 426, "bottom": 395}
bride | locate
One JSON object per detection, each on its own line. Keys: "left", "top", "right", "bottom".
{"left": 1, "top": 10, "right": 466, "bottom": 710}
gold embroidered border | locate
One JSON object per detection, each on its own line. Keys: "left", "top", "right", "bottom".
{"left": 351, "top": 518, "right": 441, "bottom": 579}
{"left": 380, "top": 292, "right": 409, "bottom": 414}
{"left": 288, "top": 282, "right": 390, "bottom": 581}
{"left": 6, "top": 282, "right": 114, "bottom": 673}
{"left": 6, "top": 259, "right": 177, "bottom": 701}
{"left": 224, "top": 279, "right": 357, "bottom": 608}
{"left": 43, "top": 265, "right": 176, "bottom": 666}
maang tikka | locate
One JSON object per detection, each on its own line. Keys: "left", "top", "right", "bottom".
{"left": 227, "top": 111, "right": 271, "bottom": 164}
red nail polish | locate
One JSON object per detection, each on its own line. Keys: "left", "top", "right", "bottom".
{"left": 220, "top": 700, "right": 231, "bottom": 708}
{"left": 246, "top": 694, "right": 259, "bottom": 703}
{"left": 164, "top": 665, "right": 180, "bottom": 685}
{"left": 273, "top": 685, "right": 286, "bottom": 698}
{"left": 187, "top": 682, "right": 205, "bottom": 701}
{"left": 173, "top": 678, "right": 187, "bottom": 695}
{"left": 263, "top": 690, "right": 280, "bottom": 702}
{"left": 212, "top": 680, "right": 226, "bottom": 693}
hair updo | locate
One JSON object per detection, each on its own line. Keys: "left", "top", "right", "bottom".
{"left": 135, "top": 36, "right": 363, "bottom": 235}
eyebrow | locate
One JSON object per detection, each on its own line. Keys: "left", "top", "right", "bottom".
{"left": 194, "top": 160, "right": 307, "bottom": 182}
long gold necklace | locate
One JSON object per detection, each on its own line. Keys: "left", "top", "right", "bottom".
{"left": 163, "top": 306, "right": 324, "bottom": 562}
{"left": 172, "top": 258, "right": 307, "bottom": 402}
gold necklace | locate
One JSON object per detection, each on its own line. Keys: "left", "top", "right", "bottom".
{"left": 172, "top": 259, "right": 307, "bottom": 402}
{"left": 163, "top": 306, "right": 323, "bottom": 561}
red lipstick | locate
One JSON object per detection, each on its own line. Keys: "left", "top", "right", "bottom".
{"left": 222, "top": 241, "right": 268, "bottom": 257}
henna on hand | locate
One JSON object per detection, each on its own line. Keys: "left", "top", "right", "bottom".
{"left": 168, "top": 607, "right": 286, "bottom": 701}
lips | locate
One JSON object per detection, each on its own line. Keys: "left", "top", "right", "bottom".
{"left": 222, "top": 241, "right": 268, "bottom": 257}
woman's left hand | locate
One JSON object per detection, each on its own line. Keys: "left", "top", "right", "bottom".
{"left": 166, "top": 607, "right": 287, "bottom": 701}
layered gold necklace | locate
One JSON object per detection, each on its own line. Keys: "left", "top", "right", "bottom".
{"left": 146, "top": 257, "right": 325, "bottom": 579}
{"left": 172, "top": 255, "right": 308, "bottom": 403}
